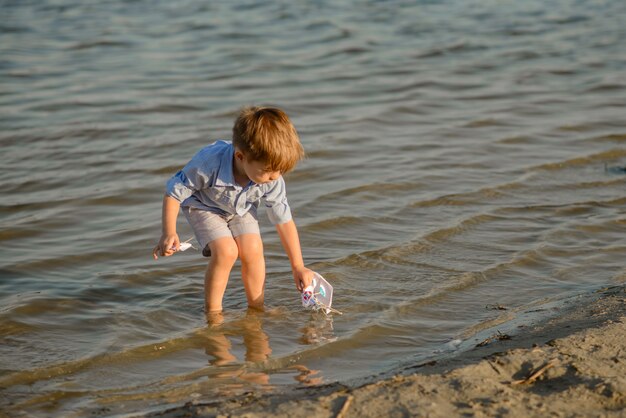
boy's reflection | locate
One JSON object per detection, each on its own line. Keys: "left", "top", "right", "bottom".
{"left": 204, "top": 309, "right": 272, "bottom": 385}
{"left": 202, "top": 309, "right": 333, "bottom": 386}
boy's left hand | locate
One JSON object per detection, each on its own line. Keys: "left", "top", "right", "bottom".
{"left": 293, "top": 266, "right": 315, "bottom": 293}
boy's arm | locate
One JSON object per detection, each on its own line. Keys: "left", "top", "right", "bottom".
{"left": 153, "top": 195, "right": 181, "bottom": 259}
{"left": 275, "top": 219, "right": 314, "bottom": 292}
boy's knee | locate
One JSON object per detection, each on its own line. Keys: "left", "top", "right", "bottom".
{"left": 238, "top": 238, "right": 264, "bottom": 264}
{"left": 210, "top": 239, "right": 239, "bottom": 265}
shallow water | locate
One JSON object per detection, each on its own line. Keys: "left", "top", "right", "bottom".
{"left": 1, "top": 0, "right": 625, "bottom": 415}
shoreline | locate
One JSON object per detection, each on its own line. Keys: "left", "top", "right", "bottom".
{"left": 149, "top": 285, "right": 625, "bottom": 417}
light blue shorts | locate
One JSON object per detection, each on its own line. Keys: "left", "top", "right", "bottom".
{"left": 182, "top": 207, "right": 260, "bottom": 257}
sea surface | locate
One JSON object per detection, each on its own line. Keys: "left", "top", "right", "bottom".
{"left": 1, "top": 0, "right": 625, "bottom": 416}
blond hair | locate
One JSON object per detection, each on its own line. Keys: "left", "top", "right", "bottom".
{"left": 232, "top": 106, "right": 304, "bottom": 173}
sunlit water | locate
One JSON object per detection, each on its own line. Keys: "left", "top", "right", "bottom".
{"left": 1, "top": 0, "right": 625, "bottom": 415}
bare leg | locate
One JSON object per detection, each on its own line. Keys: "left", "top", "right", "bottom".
{"left": 235, "top": 233, "right": 266, "bottom": 310}
{"left": 205, "top": 237, "right": 239, "bottom": 313}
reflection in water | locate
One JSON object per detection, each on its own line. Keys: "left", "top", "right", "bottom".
{"left": 299, "top": 313, "right": 337, "bottom": 345}
{"left": 203, "top": 310, "right": 272, "bottom": 385}
{"left": 202, "top": 310, "right": 333, "bottom": 387}
{"left": 294, "top": 314, "right": 337, "bottom": 386}
{"left": 290, "top": 364, "right": 323, "bottom": 386}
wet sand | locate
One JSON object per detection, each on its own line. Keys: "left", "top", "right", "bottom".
{"left": 149, "top": 285, "right": 625, "bottom": 418}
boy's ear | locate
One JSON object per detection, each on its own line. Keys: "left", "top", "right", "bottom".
{"left": 234, "top": 149, "right": 245, "bottom": 161}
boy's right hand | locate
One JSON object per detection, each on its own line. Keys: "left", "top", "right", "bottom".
{"left": 152, "top": 234, "right": 180, "bottom": 260}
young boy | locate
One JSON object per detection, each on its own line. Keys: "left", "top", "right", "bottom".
{"left": 152, "top": 106, "right": 314, "bottom": 312}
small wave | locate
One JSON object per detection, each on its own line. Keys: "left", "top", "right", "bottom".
{"left": 314, "top": 182, "right": 422, "bottom": 203}
{"left": 119, "top": 104, "right": 203, "bottom": 114}
{"left": 422, "top": 214, "right": 501, "bottom": 244}
{"left": 408, "top": 183, "right": 521, "bottom": 208}
{"left": 0, "top": 176, "right": 81, "bottom": 197}
{"left": 303, "top": 215, "right": 365, "bottom": 232}
{"left": 499, "top": 49, "right": 543, "bottom": 60}
{"left": 464, "top": 118, "right": 505, "bottom": 128}
{"left": 0, "top": 24, "right": 29, "bottom": 34}
{"left": 67, "top": 40, "right": 133, "bottom": 50}
{"left": 81, "top": 195, "right": 144, "bottom": 206}
{"left": 0, "top": 198, "right": 66, "bottom": 215}
{"left": 0, "top": 318, "right": 39, "bottom": 336}
{"left": 533, "top": 149, "right": 626, "bottom": 171}
{"left": 495, "top": 196, "right": 626, "bottom": 216}
{"left": 0, "top": 227, "right": 41, "bottom": 242}
{"left": 5, "top": 249, "right": 138, "bottom": 274}
{"left": 27, "top": 100, "right": 131, "bottom": 112}
{"left": 585, "top": 83, "right": 626, "bottom": 93}
{"left": 184, "top": 23, "right": 217, "bottom": 32}
{"left": 496, "top": 135, "right": 539, "bottom": 145}
{"left": 326, "top": 214, "right": 510, "bottom": 274}
{"left": 316, "top": 45, "right": 372, "bottom": 60}
{"left": 377, "top": 246, "right": 549, "bottom": 323}
{"left": 546, "top": 14, "right": 590, "bottom": 25}
{"left": 387, "top": 79, "right": 483, "bottom": 94}
{"left": 555, "top": 119, "right": 626, "bottom": 132}
{"left": 414, "top": 41, "right": 487, "bottom": 59}
{"left": 149, "top": 165, "right": 184, "bottom": 175}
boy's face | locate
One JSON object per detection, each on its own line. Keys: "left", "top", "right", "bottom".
{"left": 245, "top": 159, "right": 281, "bottom": 184}
{"left": 235, "top": 150, "right": 281, "bottom": 184}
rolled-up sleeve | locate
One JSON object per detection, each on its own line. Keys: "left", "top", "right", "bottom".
{"left": 165, "top": 153, "right": 210, "bottom": 203}
{"left": 263, "top": 177, "right": 292, "bottom": 225}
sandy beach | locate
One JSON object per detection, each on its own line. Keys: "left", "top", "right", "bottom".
{"left": 149, "top": 285, "right": 625, "bottom": 418}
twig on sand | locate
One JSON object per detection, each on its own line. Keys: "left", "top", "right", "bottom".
{"left": 336, "top": 394, "right": 353, "bottom": 418}
{"left": 486, "top": 359, "right": 502, "bottom": 375}
{"left": 511, "top": 360, "right": 556, "bottom": 385}
{"left": 476, "top": 330, "right": 511, "bottom": 347}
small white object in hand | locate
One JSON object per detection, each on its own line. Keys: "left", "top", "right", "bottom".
{"left": 170, "top": 239, "right": 194, "bottom": 253}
